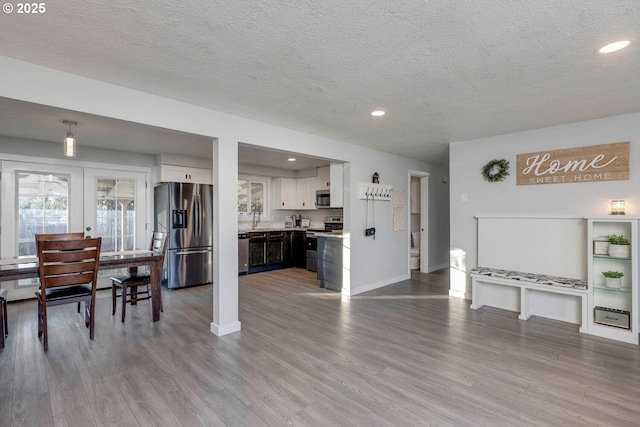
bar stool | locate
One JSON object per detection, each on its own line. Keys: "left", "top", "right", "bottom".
{"left": 0, "top": 288, "right": 8, "bottom": 349}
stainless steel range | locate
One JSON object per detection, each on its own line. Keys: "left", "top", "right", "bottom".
{"left": 323, "top": 216, "right": 343, "bottom": 232}
{"left": 306, "top": 216, "right": 343, "bottom": 272}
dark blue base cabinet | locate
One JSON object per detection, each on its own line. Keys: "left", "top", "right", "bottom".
{"left": 248, "top": 231, "right": 286, "bottom": 273}
{"left": 317, "top": 236, "right": 343, "bottom": 292}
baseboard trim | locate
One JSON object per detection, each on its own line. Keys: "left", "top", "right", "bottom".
{"left": 345, "top": 273, "right": 411, "bottom": 296}
{"left": 428, "top": 262, "right": 449, "bottom": 272}
{"left": 449, "top": 289, "right": 471, "bottom": 300}
{"left": 210, "top": 320, "right": 242, "bottom": 336}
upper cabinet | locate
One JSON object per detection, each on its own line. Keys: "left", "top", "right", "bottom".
{"left": 272, "top": 177, "right": 297, "bottom": 209}
{"left": 317, "top": 166, "right": 331, "bottom": 189}
{"left": 329, "top": 163, "right": 344, "bottom": 208}
{"left": 296, "top": 177, "right": 317, "bottom": 210}
{"left": 158, "top": 164, "right": 212, "bottom": 185}
{"left": 272, "top": 164, "right": 344, "bottom": 210}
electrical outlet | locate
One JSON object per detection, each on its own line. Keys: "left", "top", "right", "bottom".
{"left": 365, "top": 227, "right": 376, "bottom": 236}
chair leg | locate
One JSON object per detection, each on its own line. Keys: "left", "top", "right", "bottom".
{"left": 89, "top": 300, "right": 95, "bottom": 340}
{"left": 121, "top": 284, "right": 127, "bottom": 323}
{"left": 0, "top": 300, "right": 5, "bottom": 349}
{"left": 85, "top": 301, "right": 90, "bottom": 327}
{"left": 3, "top": 299, "right": 7, "bottom": 336}
{"left": 42, "top": 305, "right": 48, "bottom": 351}
{"left": 37, "top": 300, "right": 43, "bottom": 337}
{"left": 112, "top": 283, "right": 117, "bottom": 316}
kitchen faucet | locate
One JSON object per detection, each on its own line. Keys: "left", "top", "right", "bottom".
{"left": 252, "top": 211, "right": 261, "bottom": 229}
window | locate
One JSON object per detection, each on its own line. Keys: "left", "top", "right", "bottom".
{"left": 238, "top": 175, "right": 269, "bottom": 218}
{"left": 95, "top": 178, "right": 136, "bottom": 252}
{"left": 17, "top": 171, "right": 70, "bottom": 256}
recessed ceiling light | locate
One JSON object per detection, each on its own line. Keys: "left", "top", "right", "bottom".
{"left": 371, "top": 110, "right": 386, "bottom": 117}
{"left": 288, "top": 157, "right": 296, "bottom": 162}
{"left": 597, "top": 40, "right": 631, "bottom": 54}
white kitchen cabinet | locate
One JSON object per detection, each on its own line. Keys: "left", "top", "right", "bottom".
{"left": 329, "top": 162, "right": 344, "bottom": 208}
{"left": 272, "top": 177, "right": 297, "bottom": 209}
{"left": 317, "top": 166, "right": 331, "bottom": 189}
{"left": 158, "top": 164, "right": 212, "bottom": 184}
{"left": 296, "top": 177, "right": 317, "bottom": 210}
{"left": 586, "top": 217, "right": 639, "bottom": 345}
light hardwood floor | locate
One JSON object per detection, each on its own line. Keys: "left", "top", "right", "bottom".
{"left": 1, "top": 268, "right": 640, "bottom": 426}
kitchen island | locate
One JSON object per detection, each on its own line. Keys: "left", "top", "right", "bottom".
{"left": 316, "top": 232, "right": 344, "bottom": 291}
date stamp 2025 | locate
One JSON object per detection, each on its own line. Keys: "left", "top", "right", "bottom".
{"left": 3, "top": 2, "right": 47, "bottom": 14}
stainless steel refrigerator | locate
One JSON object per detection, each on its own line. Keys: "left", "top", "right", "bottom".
{"left": 154, "top": 182, "right": 213, "bottom": 289}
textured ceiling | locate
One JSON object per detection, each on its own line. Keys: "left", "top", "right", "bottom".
{"left": 0, "top": 1, "right": 639, "bottom": 165}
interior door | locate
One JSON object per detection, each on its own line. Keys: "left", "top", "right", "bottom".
{"left": 83, "top": 168, "right": 148, "bottom": 252}
{"left": 1, "top": 161, "right": 83, "bottom": 300}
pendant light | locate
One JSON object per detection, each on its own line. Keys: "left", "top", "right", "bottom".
{"left": 62, "top": 120, "right": 77, "bottom": 157}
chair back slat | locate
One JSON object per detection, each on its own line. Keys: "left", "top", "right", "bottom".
{"left": 42, "top": 272, "right": 96, "bottom": 288}
{"left": 35, "top": 232, "right": 84, "bottom": 241}
{"left": 41, "top": 260, "right": 99, "bottom": 276}
{"left": 40, "top": 248, "right": 99, "bottom": 263}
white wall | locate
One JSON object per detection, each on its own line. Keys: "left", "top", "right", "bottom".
{"left": 0, "top": 135, "right": 156, "bottom": 166}
{"left": 0, "top": 55, "right": 449, "bottom": 334}
{"left": 450, "top": 112, "right": 640, "bottom": 299}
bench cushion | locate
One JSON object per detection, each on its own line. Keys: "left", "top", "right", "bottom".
{"left": 470, "top": 267, "right": 588, "bottom": 290}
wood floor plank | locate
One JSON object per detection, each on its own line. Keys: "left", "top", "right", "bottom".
{"left": 3, "top": 268, "right": 640, "bottom": 426}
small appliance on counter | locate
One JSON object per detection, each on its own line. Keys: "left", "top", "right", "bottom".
{"left": 284, "top": 216, "right": 294, "bottom": 229}
{"left": 294, "top": 214, "right": 302, "bottom": 227}
{"left": 301, "top": 218, "right": 310, "bottom": 228}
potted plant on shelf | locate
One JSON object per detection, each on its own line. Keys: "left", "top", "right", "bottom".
{"left": 602, "top": 271, "right": 624, "bottom": 289}
{"left": 607, "top": 234, "right": 631, "bottom": 258}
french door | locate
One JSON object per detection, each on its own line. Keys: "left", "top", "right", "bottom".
{"left": 1, "top": 161, "right": 148, "bottom": 300}
{"left": 1, "top": 161, "right": 83, "bottom": 299}
{"left": 83, "top": 168, "right": 147, "bottom": 253}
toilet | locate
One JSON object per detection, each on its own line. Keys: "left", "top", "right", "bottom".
{"left": 410, "top": 232, "right": 421, "bottom": 269}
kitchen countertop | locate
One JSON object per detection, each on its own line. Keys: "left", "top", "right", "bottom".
{"left": 238, "top": 228, "right": 313, "bottom": 233}
{"left": 314, "top": 231, "right": 345, "bottom": 239}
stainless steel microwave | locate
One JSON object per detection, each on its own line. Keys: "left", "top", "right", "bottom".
{"left": 316, "top": 190, "right": 330, "bottom": 207}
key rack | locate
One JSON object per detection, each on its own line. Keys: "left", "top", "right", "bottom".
{"left": 358, "top": 182, "right": 394, "bottom": 201}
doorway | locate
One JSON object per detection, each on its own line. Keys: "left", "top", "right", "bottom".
{"left": 409, "top": 171, "right": 429, "bottom": 273}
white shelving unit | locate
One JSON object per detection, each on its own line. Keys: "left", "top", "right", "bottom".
{"left": 586, "top": 217, "right": 639, "bottom": 345}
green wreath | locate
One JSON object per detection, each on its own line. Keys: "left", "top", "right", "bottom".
{"left": 481, "top": 159, "right": 510, "bottom": 182}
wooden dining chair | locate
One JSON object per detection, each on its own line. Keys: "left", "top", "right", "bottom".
{"left": 111, "top": 231, "right": 168, "bottom": 322}
{"left": 35, "top": 234, "right": 101, "bottom": 351}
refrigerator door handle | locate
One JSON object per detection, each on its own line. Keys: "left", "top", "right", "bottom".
{"left": 175, "top": 249, "right": 211, "bottom": 255}
{"left": 194, "top": 194, "right": 202, "bottom": 238}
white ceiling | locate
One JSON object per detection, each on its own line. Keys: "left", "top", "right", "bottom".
{"left": 0, "top": 1, "right": 639, "bottom": 166}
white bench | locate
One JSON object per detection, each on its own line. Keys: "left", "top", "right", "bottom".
{"left": 470, "top": 267, "right": 589, "bottom": 331}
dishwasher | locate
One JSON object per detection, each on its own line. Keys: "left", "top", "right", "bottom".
{"left": 238, "top": 233, "right": 249, "bottom": 274}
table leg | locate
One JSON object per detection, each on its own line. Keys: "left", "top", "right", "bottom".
{"left": 150, "top": 259, "right": 162, "bottom": 322}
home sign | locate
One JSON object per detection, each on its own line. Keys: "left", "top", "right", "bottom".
{"left": 516, "top": 141, "right": 629, "bottom": 186}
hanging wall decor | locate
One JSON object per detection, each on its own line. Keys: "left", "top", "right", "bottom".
{"left": 481, "top": 159, "right": 510, "bottom": 182}
{"left": 516, "top": 141, "right": 629, "bottom": 186}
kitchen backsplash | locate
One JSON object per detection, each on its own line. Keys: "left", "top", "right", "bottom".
{"left": 238, "top": 209, "right": 342, "bottom": 231}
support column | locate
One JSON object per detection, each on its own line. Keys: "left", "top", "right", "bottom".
{"left": 211, "top": 137, "right": 241, "bottom": 336}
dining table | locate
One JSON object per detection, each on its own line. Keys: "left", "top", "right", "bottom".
{"left": 0, "top": 251, "right": 164, "bottom": 321}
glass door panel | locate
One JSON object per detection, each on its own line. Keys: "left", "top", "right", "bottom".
{"left": 1, "top": 161, "right": 83, "bottom": 300}
{"left": 83, "top": 168, "right": 147, "bottom": 253}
